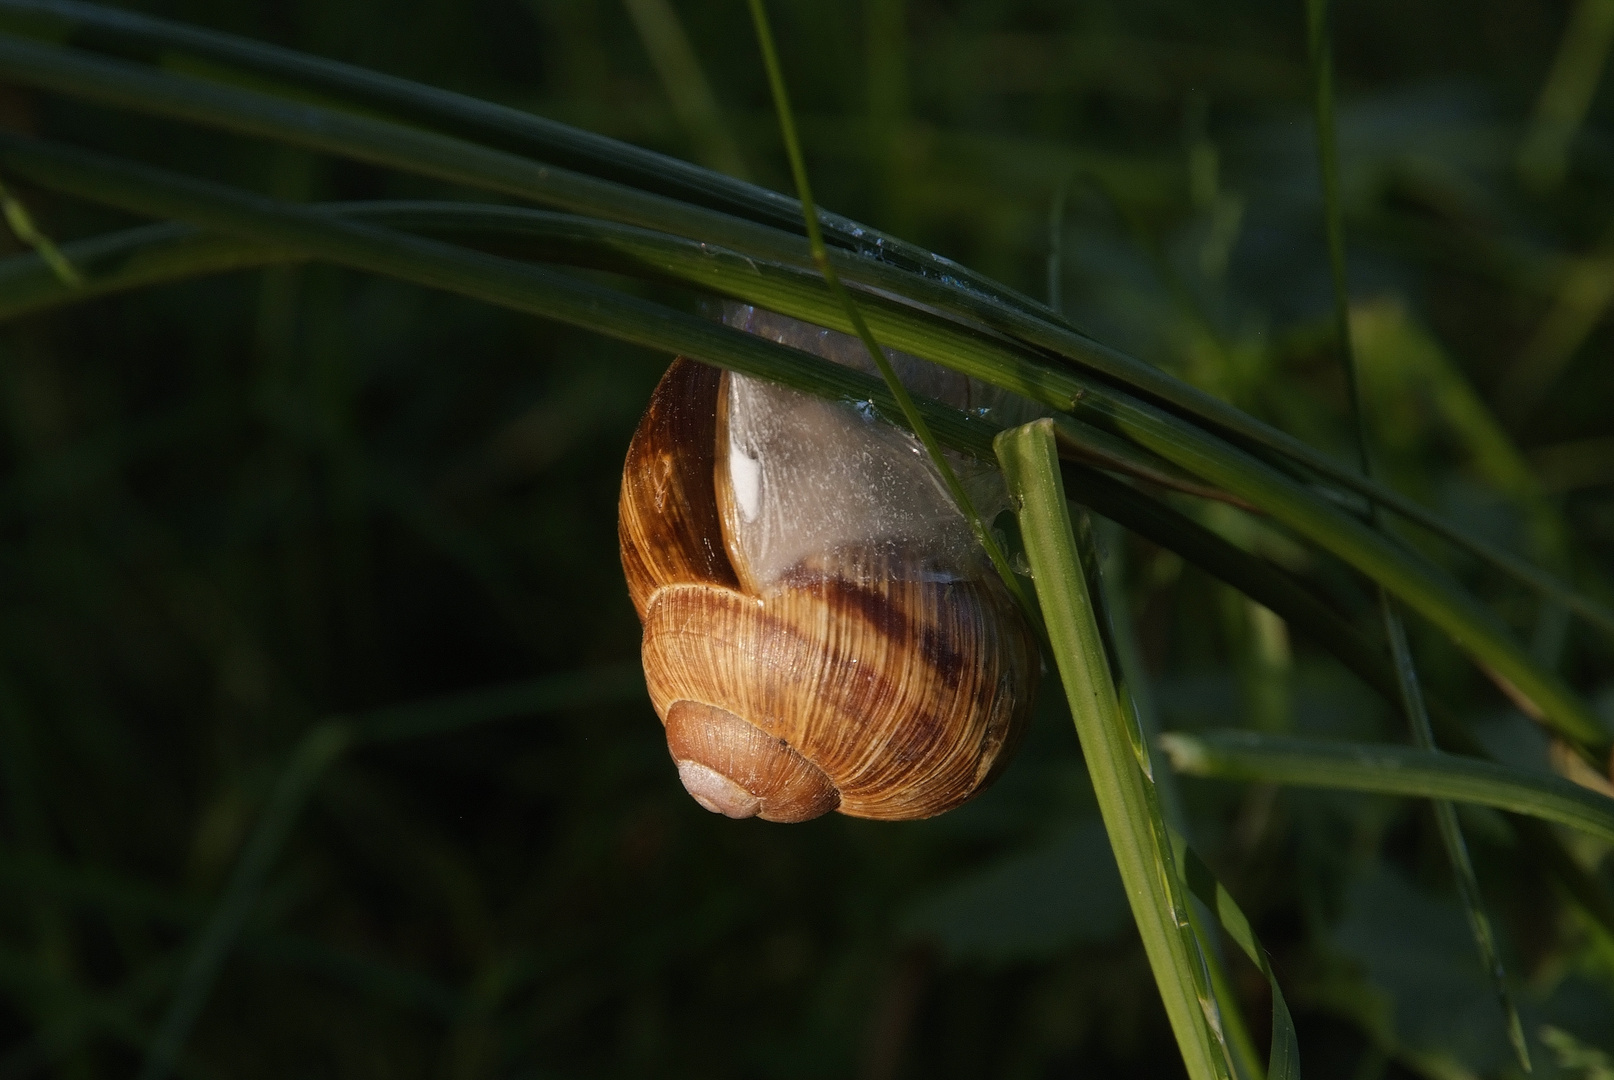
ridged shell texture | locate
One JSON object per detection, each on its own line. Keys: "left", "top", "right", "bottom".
{"left": 619, "top": 357, "right": 1037, "bottom": 822}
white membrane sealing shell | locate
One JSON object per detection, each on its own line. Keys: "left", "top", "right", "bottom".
{"left": 719, "top": 304, "right": 1032, "bottom": 592}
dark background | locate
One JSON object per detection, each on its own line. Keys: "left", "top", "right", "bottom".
{"left": 1, "top": 0, "right": 1612, "bottom": 1077}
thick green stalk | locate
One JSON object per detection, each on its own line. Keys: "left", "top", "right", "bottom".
{"left": 1161, "top": 730, "right": 1614, "bottom": 845}
{"left": 998, "top": 419, "right": 1228, "bottom": 1080}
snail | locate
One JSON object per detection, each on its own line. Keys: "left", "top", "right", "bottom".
{"left": 619, "top": 305, "right": 1039, "bottom": 822}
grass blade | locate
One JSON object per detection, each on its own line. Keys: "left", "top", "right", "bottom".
{"left": 745, "top": 0, "right": 1040, "bottom": 635}
{"left": 998, "top": 418, "right": 1230, "bottom": 1080}
{"left": 1160, "top": 730, "right": 1614, "bottom": 844}
{"left": 1054, "top": 403, "right": 1604, "bottom": 748}
{"left": 137, "top": 723, "right": 349, "bottom": 1080}
{"left": 1517, "top": 0, "right": 1614, "bottom": 190}
{"left": 0, "top": 19, "right": 1604, "bottom": 635}
{"left": 138, "top": 667, "right": 647, "bottom": 1080}
{"left": 0, "top": 0, "right": 1048, "bottom": 315}
{"left": 1177, "top": 838, "right": 1301, "bottom": 1080}
{"left": 1305, "top": 0, "right": 1529, "bottom": 1063}
{"left": 622, "top": 0, "right": 749, "bottom": 179}
{"left": 1092, "top": 523, "right": 1275, "bottom": 1080}
{"left": 0, "top": 175, "right": 78, "bottom": 286}
{"left": 0, "top": 122, "right": 1592, "bottom": 753}
{"left": 0, "top": 133, "right": 1002, "bottom": 459}
{"left": 0, "top": 123, "right": 1596, "bottom": 755}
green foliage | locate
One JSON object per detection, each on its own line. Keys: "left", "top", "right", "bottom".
{"left": 0, "top": 1, "right": 1610, "bottom": 1078}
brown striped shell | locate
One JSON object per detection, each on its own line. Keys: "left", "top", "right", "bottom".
{"left": 619, "top": 354, "right": 1038, "bottom": 823}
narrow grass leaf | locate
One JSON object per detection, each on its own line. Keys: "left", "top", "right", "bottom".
{"left": 1160, "top": 731, "right": 1614, "bottom": 844}
{"left": 0, "top": 175, "right": 78, "bottom": 286}
{"left": 1091, "top": 522, "right": 1270, "bottom": 1080}
{"left": 0, "top": 129, "right": 1598, "bottom": 754}
{"left": 0, "top": 133, "right": 999, "bottom": 459}
{"left": 622, "top": 0, "right": 749, "bottom": 179}
{"left": 1305, "top": 0, "right": 1528, "bottom": 1062}
{"left": 1054, "top": 405, "right": 1604, "bottom": 749}
{"left": 745, "top": 0, "right": 1040, "bottom": 635}
{"left": 137, "top": 667, "right": 650, "bottom": 1080}
{"left": 0, "top": 16, "right": 1605, "bottom": 635}
{"left": 1177, "top": 838, "right": 1300, "bottom": 1080}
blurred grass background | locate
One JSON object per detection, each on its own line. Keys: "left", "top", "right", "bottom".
{"left": 1, "top": 0, "right": 1614, "bottom": 1077}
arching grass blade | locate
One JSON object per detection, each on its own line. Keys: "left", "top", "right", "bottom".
{"left": 1161, "top": 731, "right": 1614, "bottom": 845}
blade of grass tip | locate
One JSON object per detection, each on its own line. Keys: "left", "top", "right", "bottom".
{"left": 1176, "top": 837, "right": 1302, "bottom": 1080}
{"left": 997, "top": 418, "right": 1230, "bottom": 1080}
{"left": 1517, "top": 0, "right": 1614, "bottom": 191}
{"left": 1159, "top": 730, "right": 1614, "bottom": 846}
{"left": 1305, "top": 1, "right": 1528, "bottom": 1067}
{"left": 137, "top": 667, "right": 650, "bottom": 1080}
{"left": 0, "top": 175, "right": 78, "bottom": 287}
{"left": 0, "top": 221, "right": 285, "bottom": 319}
{"left": 745, "top": 0, "right": 1042, "bottom": 641}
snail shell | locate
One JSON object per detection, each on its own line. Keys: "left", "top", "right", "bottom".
{"left": 619, "top": 310, "right": 1038, "bottom": 822}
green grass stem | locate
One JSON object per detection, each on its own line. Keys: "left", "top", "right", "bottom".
{"left": 998, "top": 418, "right": 1230, "bottom": 1080}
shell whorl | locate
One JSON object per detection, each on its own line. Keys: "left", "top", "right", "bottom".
{"left": 619, "top": 356, "right": 1037, "bottom": 823}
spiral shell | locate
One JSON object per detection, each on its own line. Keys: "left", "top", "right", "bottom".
{"left": 619, "top": 314, "right": 1038, "bottom": 823}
